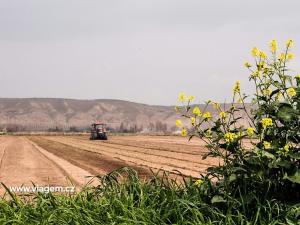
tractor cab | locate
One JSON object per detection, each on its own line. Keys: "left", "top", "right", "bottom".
{"left": 90, "top": 122, "right": 108, "bottom": 140}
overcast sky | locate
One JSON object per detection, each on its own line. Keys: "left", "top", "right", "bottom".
{"left": 0, "top": 0, "right": 299, "bottom": 105}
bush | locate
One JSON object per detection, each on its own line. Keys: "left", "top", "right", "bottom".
{"left": 176, "top": 39, "right": 300, "bottom": 222}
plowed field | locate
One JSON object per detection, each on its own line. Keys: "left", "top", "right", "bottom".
{"left": 0, "top": 135, "right": 220, "bottom": 193}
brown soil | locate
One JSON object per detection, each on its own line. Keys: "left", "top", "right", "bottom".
{"left": 41, "top": 135, "right": 220, "bottom": 177}
{"left": 28, "top": 136, "right": 152, "bottom": 178}
{"left": 0, "top": 137, "right": 84, "bottom": 195}
{"left": 0, "top": 135, "right": 220, "bottom": 194}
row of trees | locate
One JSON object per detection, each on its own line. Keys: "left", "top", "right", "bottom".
{"left": 0, "top": 121, "right": 173, "bottom": 133}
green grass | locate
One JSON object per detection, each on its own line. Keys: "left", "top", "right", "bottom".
{"left": 0, "top": 168, "right": 299, "bottom": 225}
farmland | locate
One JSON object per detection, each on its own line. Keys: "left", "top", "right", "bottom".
{"left": 0, "top": 135, "right": 219, "bottom": 194}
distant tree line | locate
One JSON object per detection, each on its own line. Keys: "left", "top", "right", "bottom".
{"left": 0, "top": 120, "right": 173, "bottom": 133}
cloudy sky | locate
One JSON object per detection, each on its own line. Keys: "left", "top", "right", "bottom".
{"left": 0, "top": 0, "right": 299, "bottom": 105}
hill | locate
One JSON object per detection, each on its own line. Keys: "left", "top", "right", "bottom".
{"left": 0, "top": 98, "right": 250, "bottom": 132}
{"left": 0, "top": 98, "right": 179, "bottom": 132}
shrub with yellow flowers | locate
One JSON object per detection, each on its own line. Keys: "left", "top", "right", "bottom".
{"left": 176, "top": 39, "right": 300, "bottom": 204}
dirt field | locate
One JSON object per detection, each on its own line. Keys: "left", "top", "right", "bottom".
{"left": 0, "top": 135, "right": 219, "bottom": 194}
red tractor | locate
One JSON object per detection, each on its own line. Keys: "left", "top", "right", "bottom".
{"left": 90, "top": 122, "right": 108, "bottom": 140}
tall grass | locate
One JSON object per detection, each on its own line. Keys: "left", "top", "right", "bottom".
{"left": 0, "top": 168, "right": 298, "bottom": 224}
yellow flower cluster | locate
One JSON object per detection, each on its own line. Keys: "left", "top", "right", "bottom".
{"left": 175, "top": 118, "right": 188, "bottom": 137}
{"left": 246, "top": 127, "right": 255, "bottom": 137}
{"left": 269, "top": 39, "right": 277, "bottom": 53}
{"left": 283, "top": 144, "right": 289, "bottom": 152}
{"left": 251, "top": 47, "right": 260, "bottom": 57}
{"left": 251, "top": 71, "right": 260, "bottom": 78}
{"left": 286, "top": 39, "right": 293, "bottom": 48}
{"left": 224, "top": 132, "right": 238, "bottom": 143}
{"left": 181, "top": 128, "right": 187, "bottom": 137}
{"left": 193, "top": 106, "right": 202, "bottom": 116}
{"left": 219, "top": 111, "right": 227, "bottom": 119}
{"left": 279, "top": 53, "right": 286, "bottom": 61}
{"left": 251, "top": 39, "right": 294, "bottom": 63}
{"left": 176, "top": 119, "right": 182, "bottom": 127}
{"left": 188, "top": 96, "right": 195, "bottom": 102}
{"left": 263, "top": 141, "right": 271, "bottom": 149}
{"left": 178, "top": 92, "right": 186, "bottom": 102}
{"left": 190, "top": 117, "right": 196, "bottom": 125}
{"left": 287, "top": 87, "right": 296, "bottom": 97}
{"left": 275, "top": 92, "right": 282, "bottom": 101}
{"left": 244, "top": 62, "right": 251, "bottom": 68}
{"left": 203, "top": 112, "right": 211, "bottom": 120}
{"left": 205, "top": 129, "right": 212, "bottom": 138}
{"left": 233, "top": 81, "right": 241, "bottom": 94}
{"left": 262, "top": 88, "right": 272, "bottom": 96}
{"left": 287, "top": 53, "right": 294, "bottom": 60}
{"left": 178, "top": 92, "right": 195, "bottom": 103}
{"left": 237, "top": 98, "right": 243, "bottom": 104}
{"left": 260, "top": 51, "right": 267, "bottom": 59}
{"left": 251, "top": 47, "right": 268, "bottom": 59}
{"left": 194, "top": 179, "right": 204, "bottom": 187}
{"left": 261, "top": 118, "right": 273, "bottom": 129}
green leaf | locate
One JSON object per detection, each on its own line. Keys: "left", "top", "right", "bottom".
{"left": 261, "top": 150, "right": 275, "bottom": 159}
{"left": 269, "top": 160, "right": 291, "bottom": 169}
{"left": 211, "top": 195, "right": 226, "bottom": 204}
{"left": 284, "top": 170, "right": 300, "bottom": 184}
{"left": 229, "top": 174, "right": 237, "bottom": 183}
{"left": 232, "top": 167, "right": 247, "bottom": 173}
{"left": 277, "top": 103, "right": 297, "bottom": 122}
{"left": 287, "top": 152, "right": 300, "bottom": 159}
{"left": 286, "top": 218, "right": 297, "bottom": 225}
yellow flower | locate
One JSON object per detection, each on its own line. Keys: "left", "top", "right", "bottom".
{"left": 194, "top": 179, "right": 204, "bottom": 187}
{"left": 205, "top": 129, "right": 212, "bottom": 138}
{"left": 263, "top": 88, "right": 272, "bottom": 96}
{"left": 192, "top": 106, "right": 202, "bottom": 116}
{"left": 251, "top": 71, "right": 260, "bottom": 78}
{"left": 203, "top": 112, "right": 212, "bottom": 120}
{"left": 286, "top": 39, "right": 294, "bottom": 48}
{"left": 237, "top": 98, "right": 243, "bottom": 104}
{"left": 176, "top": 119, "right": 182, "bottom": 127}
{"left": 188, "top": 95, "right": 195, "bottom": 102}
{"left": 269, "top": 39, "right": 277, "bottom": 53}
{"left": 287, "top": 87, "right": 296, "bottom": 97}
{"left": 178, "top": 92, "right": 187, "bottom": 102}
{"left": 219, "top": 111, "right": 227, "bottom": 119}
{"left": 247, "top": 127, "right": 255, "bottom": 137}
{"left": 244, "top": 62, "right": 252, "bottom": 68}
{"left": 257, "top": 61, "right": 266, "bottom": 70}
{"left": 259, "top": 51, "right": 267, "bottom": 59}
{"left": 283, "top": 144, "right": 289, "bottom": 152}
{"left": 190, "top": 117, "right": 196, "bottom": 125}
{"left": 261, "top": 118, "right": 273, "bottom": 129}
{"left": 275, "top": 92, "right": 282, "bottom": 101}
{"left": 263, "top": 141, "right": 271, "bottom": 149}
{"left": 287, "top": 53, "right": 294, "bottom": 60}
{"left": 233, "top": 81, "right": 241, "bottom": 94}
{"left": 251, "top": 47, "right": 260, "bottom": 57}
{"left": 279, "top": 53, "right": 286, "bottom": 61}
{"left": 295, "top": 74, "right": 300, "bottom": 79}
{"left": 224, "top": 132, "right": 238, "bottom": 143}
{"left": 181, "top": 127, "right": 187, "bottom": 137}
